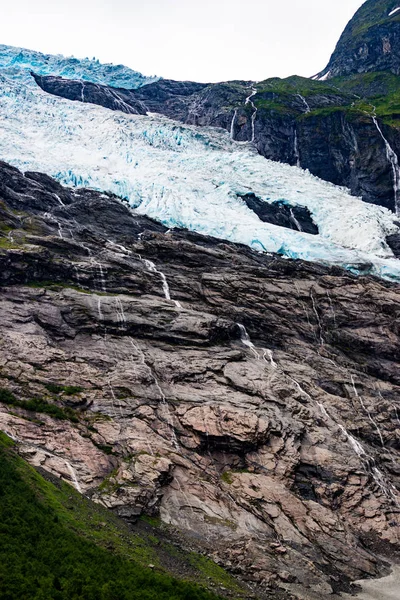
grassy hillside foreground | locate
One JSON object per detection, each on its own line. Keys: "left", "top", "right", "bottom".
{"left": 0, "top": 432, "right": 244, "bottom": 600}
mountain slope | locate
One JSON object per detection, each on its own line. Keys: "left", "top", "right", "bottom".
{"left": 0, "top": 432, "right": 242, "bottom": 600}
{"left": 0, "top": 161, "right": 398, "bottom": 600}
{"left": 316, "top": 0, "right": 400, "bottom": 80}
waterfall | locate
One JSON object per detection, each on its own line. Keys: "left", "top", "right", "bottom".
{"left": 296, "top": 93, "right": 311, "bottom": 113}
{"left": 53, "top": 194, "right": 65, "bottom": 207}
{"left": 108, "top": 381, "right": 122, "bottom": 419}
{"left": 129, "top": 338, "right": 180, "bottom": 451}
{"left": 97, "top": 264, "right": 107, "bottom": 292}
{"left": 263, "top": 348, "right": 277, "bottom": 368}
{"left": 310, "top": 290, "right": 324, "bottom": 346}
{"left": 338, "top": 422, "right": 397, "bottom": 503}
{"left": 293, "top": 130, "right": 301, "bottom": 168}
{"left": 43, "top": 211, "right": 64, "bottom": 239}
{"left": 143, "top": 258, "right": 182, "bottom": 307}
{"left": 230, "top": 109, "right": 237, "bottom": 140}
{"left": 97, "top": 298, "right": 104, "bottom": 321}
{"left": 65, "top": 460, "right": 82, "bottom": 493}
{"left": 372, "top": 116, "right": 400, "bottom": 214}
{"left": 237, "top": 323, "right": 260, "bottom": 359}
{"left": 291, "top": 377, "right": 330, "bottom": 420}
{"left": 239, "top": 318, "right": 398, "bottom": 505}
{"left": 351, "top": 376, "right": 385, "bottom": 447}
{"left": 290, "top": 208, "right": 303, "bottom": 232}
{"left": 80, "top": 82, "right": 85, "bottom": 103}
{"left": 245, "top": 88, "right": 257, "bottom": 143}
{"left": 115, "top": 297, "right": 126, "bottom": 328}
{"left": 337, "top": 425, "right": 365, "bottom": 457}
{"left": 326, "top": 291, "right": 337, "bottom": 328}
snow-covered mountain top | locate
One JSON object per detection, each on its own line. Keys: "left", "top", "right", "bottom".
{"left": 0, "top": 57, "right": 399, "bottom": 282}
{"left": 0, "top": 44, "right": 158, "bottom": 89}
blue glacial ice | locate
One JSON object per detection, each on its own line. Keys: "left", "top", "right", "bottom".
{"left": 0, "top": 50, "right": 400, "bottom": 283}
{"left": 0, "top": 44, "right": 159, "bottom": 89}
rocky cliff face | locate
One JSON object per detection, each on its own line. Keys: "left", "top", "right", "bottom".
{"left": 1, "top": 162, "right": 399, "bottom": 600}
{"left": 316, "top": 0, "right": 400, "bottom": 79}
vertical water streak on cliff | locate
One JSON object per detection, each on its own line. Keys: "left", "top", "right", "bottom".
{"left": 372, "top": 116, "right": 400, "bottom": 214}
{"left": 294, "top": 130, "right": 301, "bottom": 168}
{"left": 290, "top": 208, "right": 303, "bottom": 232}
{"left": 230, "top": 109, "right": 237, "bottom": 140}
{"left": 245, "top": 88, "right": 257, "bottom": 143}
{"left": 351, "top": 375, "right": 385, "bottom": 447}
{"left": 65, "top": 460, "right": 82, "bottom": 493}
{"left": 237, "top": 324, "right": 260, "bottom": 359}
{"left": 129, "top": 338, "right": 180, "bottom": 451}
{"left": 263, "top": 348, "right": 277, "bottom": 368}
{"left": 310, "top": 290, "right": 324, "bottom": 346}
{"left": 326, "top": 291, "right": 337, "bottom": 329}
{"left": 296, "top": 94, "right": 311, "bottom": 113}
{"left": 143, "top": 258, "right": 182, "bottom": 308}
{"left": 290, "top": 377, "right": 330, "bottom": 420}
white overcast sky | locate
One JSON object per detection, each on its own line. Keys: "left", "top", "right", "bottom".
{"left": 1, "top": 0, "right": 364, "bottom": 82}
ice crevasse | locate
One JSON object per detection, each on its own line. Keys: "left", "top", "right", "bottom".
{"left": 0, "top": 49, "right": 400, "bottom": 282}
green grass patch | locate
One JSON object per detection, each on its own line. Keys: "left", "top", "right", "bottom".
{"left": 221, "top": 471, "right": 233, "bottom": 485}
{"left": 0, "top": 387, "right": 78, "bottom": 422}
{"left": 0, "top": 438, "right": 224, "bottom": 600}
{"left": 45, "top": 383, "right": 83, "bottom": 396}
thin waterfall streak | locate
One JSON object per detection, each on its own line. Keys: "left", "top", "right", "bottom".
{"left": 290, "top": 208, "right": 303, "bottom": 232}
{"left": 338, "top": 405, "right": 397, "bottom": 503}
{"left": 230, "top": 109, "right": 237, "bottom": 140}
{"left": 310, "top": 290, "right": 324, "bottom": 346}
{"left": 296, "top": 93, "right": 311, "bottom": 113}
{"left": 290, "top": 377, "right": 330, "bottom": 420}
{"left": 108, "top": 381, "right": 124, "bottom": 418}
{"left": 97, "top": 264, "right": 107, "bottom": 292}
{"left": 294, "top": 130, "right": 301, "bottom": 168}
{"left": 237, "top": 323, "right": 260, "bottom": 359}
{"left": 115, "top": 297, "right": 127, "bottom": 329}
{"left": 53, "top": 194, "right": 65, "bottom": 206}
{"left": 263, "top": 348, "right": 277, "bottom": 368}
{"left": 245, "top": 88, "right": 257, "bottom": 143}
{"left": 326, "top": 291, "right": 337, "bottom": 328}
{"left": 338, "top": 425, "right": 366, "bottom": 457}
{"left": 351, "top": 376, "right": 385, "bottom": 447}
{"left": 97, "top": 297, "right": 103, "bottom": 321}
{"left": 129, "top": 338, "right": 180, "bottom": 451}
{"left": 142, "top": 258, "right": 181, "bottom": 307}
{"left": 372, "top": 116, "right": 400, "bottom": 214}
{"left": 65, "top": 460, "right": 82, "bottom": 493}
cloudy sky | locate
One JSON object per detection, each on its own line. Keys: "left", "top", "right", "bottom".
{"left": 1, "top": 0, "right": 364, "bottom": 82}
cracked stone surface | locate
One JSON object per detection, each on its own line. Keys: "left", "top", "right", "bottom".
{"left": 0, "top": 162, "right": 399, "bottom": 599}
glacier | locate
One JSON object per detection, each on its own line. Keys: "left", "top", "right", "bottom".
{"left": 0, "top": 44, "right": 158, "bottom": 89}
{"left": 0, "top": 47, "right": 400, "bottom": 282}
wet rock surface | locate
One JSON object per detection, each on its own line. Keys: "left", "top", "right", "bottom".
{"left": 0, "top": 162, "right": 399, "bottom": 600}
{"left": 239, "top": 194, "right": 318, "bottom": 235}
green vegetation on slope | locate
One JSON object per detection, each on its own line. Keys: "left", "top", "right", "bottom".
{"left": 255, "top": 75, "right": 347, "bottom": 98}
{"left": 0, "top": 387, "right": 78, "bottom": 422}
{"left": 0, "top": 433, "right": 229, "bottom": 600}
{"left": 247, "top": 71, "right": 400, "bottom": 126}
{"left": 339, "top": 0, "right": 400, "bottom": 41}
